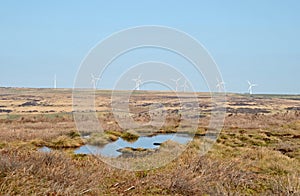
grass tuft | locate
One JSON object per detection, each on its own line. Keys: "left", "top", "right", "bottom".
{"left": 121, "top": 131, "right": 139, "bottom": 142}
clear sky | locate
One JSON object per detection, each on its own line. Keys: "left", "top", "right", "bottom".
{"left": 0, "top": 0, "right": 299, "bottom": 94}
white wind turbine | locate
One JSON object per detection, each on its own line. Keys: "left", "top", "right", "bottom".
{"left": 247, "top": 80, "right": 257, "bottom": 95}
{"left": 91, "top": 74, "right": 100, "bottom": 89}
{"left": 181, "top": 80, "right": 189, "bottom": 92}
{"left": 132, "top": 74, "right": 142, "bottom": 90}
{"left": 54, "top": 74, "right": 57, "bottom": 89}
{"left": 171, "top": 77, "right": 181, "bottom": 92}
{"left": 216, "top": 78, "right": 225, "bottom": 92}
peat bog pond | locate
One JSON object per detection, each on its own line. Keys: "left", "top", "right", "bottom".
{"left": 39, "top": 133, "right": 193, "bottom": 157}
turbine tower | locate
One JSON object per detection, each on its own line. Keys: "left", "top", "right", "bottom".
{"left": 171, "top": 77, "right": 181, "bottom": 92}
{"left": 91, "top": 74, "right": 100, "bottom": 89}
{"left": 216, "top": 78, "right": 225, "bottom": 92}
{"left": 181, "top": 80, "right": 189, "bottom": 92}
{"left": 54, "top": 74, "right": 57, "bottom": 89}
{"left": 247, "top": 80, "right": 257, "bottom": 95}
{"left": 132, "top": 74, "right": 142, "bottom": 90}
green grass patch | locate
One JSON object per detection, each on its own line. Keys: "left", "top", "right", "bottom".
{"left": 121, "top": 131, "right": 139, "bottom": 142}
{"left": 86, "top": 133, "right": 114, "bottom": 146}
{"left": 31, "top": 135, "right": 84, "bottom": 149}
{"left": 48, "top": 136, "right": 84, "bottom": 148}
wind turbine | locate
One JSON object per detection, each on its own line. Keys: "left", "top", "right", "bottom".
{"left": 91, "top": 74, "right": 100, "bottom": 89}
{"left": 54, "top": 74, "right": 57, "bottom": 89}
{"left": 171, "top": 77, "right": 181, "bottom": 92}
{"left": 132, "top": 74, "right": 142, "bottom": 90}
{"left": 216, "top": 78, "right": 225, "bottom": 92}
{"left": 181, "top": 80, "right": 189, "bottom": 92}
{"left": 247, "top": 80, "right": 257, "bottom": 95}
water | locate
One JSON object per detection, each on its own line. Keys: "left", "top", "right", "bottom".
{"left": 74, "top": 133, "right": 192, "bottom": 157}
{"left": 38, "top": 146, "right": 52, "bottom": 153}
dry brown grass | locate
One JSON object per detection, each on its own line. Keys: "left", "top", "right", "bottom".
{"left": 1, "top": 141, "right": 299, "bottom": 195}
{"left": 0, "top": 89, "right": 300, "bottom": 195}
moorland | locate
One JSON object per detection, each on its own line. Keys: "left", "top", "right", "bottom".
{"left": 0, "top": 88, "right": 299, "bottom": 195}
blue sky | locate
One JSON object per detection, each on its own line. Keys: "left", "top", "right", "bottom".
{"left": 0, "top": 0, "right": 299, "bottom": 94}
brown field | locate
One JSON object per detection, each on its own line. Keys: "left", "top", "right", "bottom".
{"left": 0, "top": 87, "right": 300, "bottom": 195}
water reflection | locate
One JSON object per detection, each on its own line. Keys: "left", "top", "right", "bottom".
{"left": 38, "top": 146, "right": 52, "bottom": 153}
{"left": 75, "top": 133, "right": 192, "bottom": 157}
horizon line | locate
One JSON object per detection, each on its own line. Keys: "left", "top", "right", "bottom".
{"left": 0, "top": 87, "right": 299, "bottom": 96}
